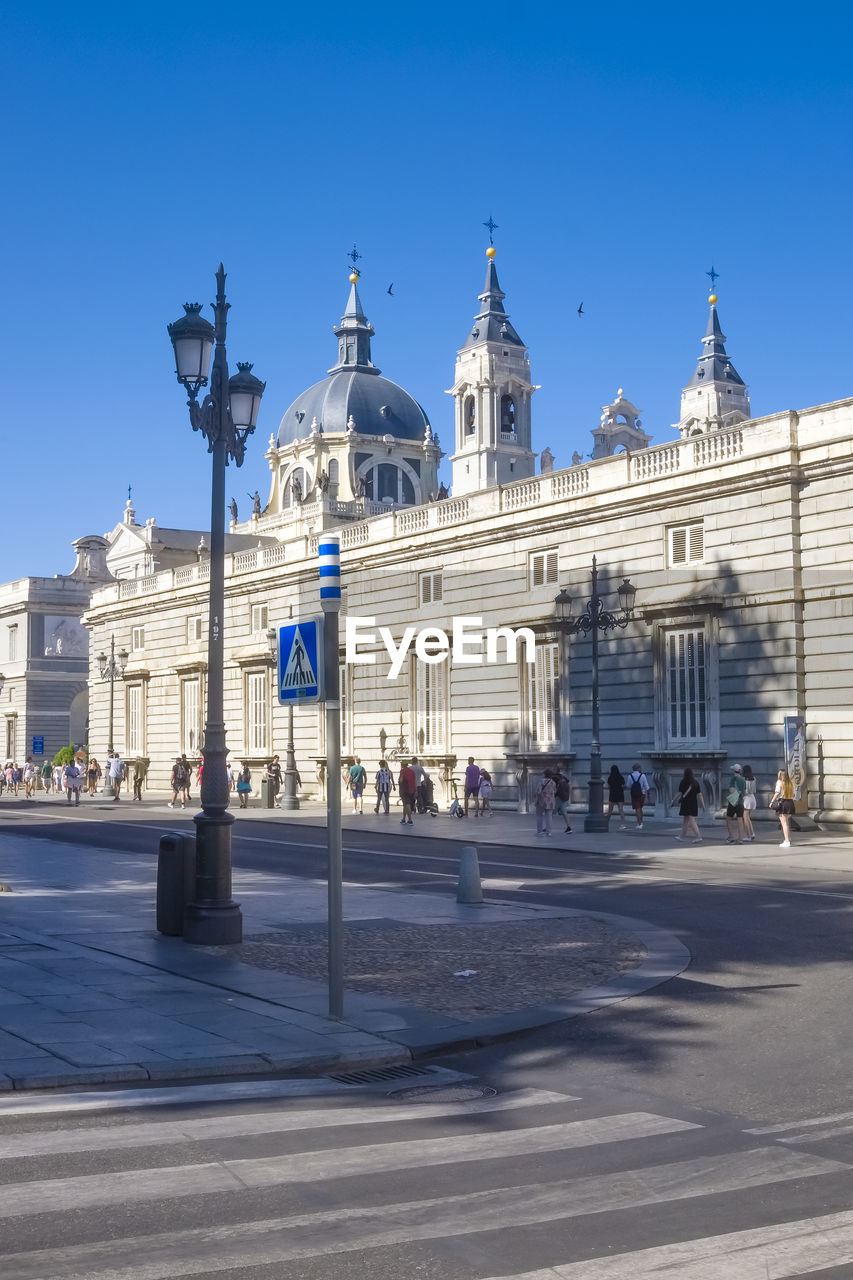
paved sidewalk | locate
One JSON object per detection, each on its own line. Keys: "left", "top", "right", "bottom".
{"left": 0, "top": 831, "right": 687, "bottom": 1092}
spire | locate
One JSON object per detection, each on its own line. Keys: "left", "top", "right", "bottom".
{"left": 685, "top": 295, "right": 745, "bottom": 390}
{"left": 461, "top": 247, "right": 525, "bottom": 350}
{"left": 330, "top": 267, "right": 380, "bottom": 376}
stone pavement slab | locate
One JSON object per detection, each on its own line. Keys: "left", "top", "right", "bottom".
{"left": 0, "top": 829, "right": 688, "bottom": 1091}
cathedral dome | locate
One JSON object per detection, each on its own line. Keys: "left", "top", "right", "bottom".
{"left": 277, "top": 277, "right": 430, "bottom": 447}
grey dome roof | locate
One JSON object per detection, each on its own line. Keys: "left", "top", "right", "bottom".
{"left": 277, "top": 278, "right": 431, "bottom": 446}
{"left": 278, "top": 370, "right": 430, "bottom": 446}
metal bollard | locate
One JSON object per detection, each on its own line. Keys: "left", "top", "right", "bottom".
{"left": 457, "top": 844, "right": 483, "bottom": 904}
{"left": 156, "top": 832, "right": 196, "bottom": 936}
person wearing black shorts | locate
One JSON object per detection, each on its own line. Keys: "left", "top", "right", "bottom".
{"left": 725, "top": 763, "right": 747, "bottom": 843}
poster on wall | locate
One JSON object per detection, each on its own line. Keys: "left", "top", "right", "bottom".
{"left": 784, "top": 716, "right": 806, "bottom": 801}
{"left": 43, "top": 616, "right": 88, "bottom": 658}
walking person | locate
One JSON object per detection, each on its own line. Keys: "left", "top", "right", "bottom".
{"left": 606, "top": 765, "right": 627, "bottom": 828}
{"left": 23, "top": 758, "right": 38, "bottom": 799}
{"left": 63, "top": 760, "right": 81, "bottom": 806}
{"left": 86, "top": 757, "right": 101, "bottom": 795}
{"left": 725, "top": 763, "right": 747, "bottom": 843}
{"left": 772, "top": 769, "right": 796, "bottom": 847}
{"left": 398, "top": 759, "right": 416, "bottom": 826}
{"left": 478, "top": 769, "right": 494, "bottom": 817}
{"left": 374, "top": 759, "right": 394, "bottom": 814}
{"left": 410, "top": 757, "right": 427, "bottom": 813}
{"left": 108, "top": 752, "right": 125, "bottom": 801}
{"left": 132, "top": 757, "right": 148, "bottom": 801}
{"left": 168, "top": 757, "right": 188, "bottom": 808}
{"left": 535, "top": 769, "right": 557, "bottom": 836}
{"left": 742, "top": 764, "right": 758, "bottom": 840}
{"left": 464, "top": 757, "right": 481, "bottom": 817}
{"left": 265, "top": 755, "right": 282, "bottom": 807}
{"left": 347, "top": 756, "right": 367, "bottom": 814}
{"left": 10, "top": 763, "right": 22, "bottom": 796}
{"left": 181, "top": 755, "right": 193, "bottom": 802}
{"left": 236, "top": 762, "right": 252, "bottom": 809}
{"left": 52, "top": 762, "right": 63, "bottom": 794}
{"left": 553, "top": 767, "right": 572, "bottom": 832}
{"left": 627, "top": 763, "right": 649, "bottom": 830}
{"left": 671, "top": 768, "right": 705, "bottom": 842}
{"left": 41, "top": 759, "right": 53, "bottom": 794}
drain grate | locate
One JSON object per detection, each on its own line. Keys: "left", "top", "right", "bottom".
{"left": 327, "top": 1064, "right": 436, "bottom": 1087}
{"left": 388, "top": 1083, "right": 497, "bottom": 1103}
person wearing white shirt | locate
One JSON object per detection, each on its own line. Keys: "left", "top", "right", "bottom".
{"left": 108, "top": 753, "right": 126, "bottom": 802}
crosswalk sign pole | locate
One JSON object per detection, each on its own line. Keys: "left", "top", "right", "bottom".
{"left": 319, "top": 538, "right": 343, "bottom": 1020}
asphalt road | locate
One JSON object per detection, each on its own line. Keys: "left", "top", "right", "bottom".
{"left": 3, "top": 805, "right": 853, "bottom": 1276}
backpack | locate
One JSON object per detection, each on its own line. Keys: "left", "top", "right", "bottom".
{"left": 555, "top": 777, "right": 571, "bottom": 802}
{"left": 173, "top": 763, "right": 187, "bottom": 786}
{"left": 629, "top": 771, "right": 644, "bottom": 801}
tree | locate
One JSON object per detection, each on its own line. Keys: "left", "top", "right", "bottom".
{"left": 52, "top": 745, "right": 77, "bottom": 766}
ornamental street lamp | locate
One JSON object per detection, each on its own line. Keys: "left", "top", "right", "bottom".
{"left": 267, "top": 626, "right": 301, "bottom": 810}
{"left": 97, "top": 635, "right": 128, "bottom": 791}
{"left": 168, "top": 265, "right": 265, "bottom": 945}
{"left": 555, "top": 557, "right": 637, "bottom": 832}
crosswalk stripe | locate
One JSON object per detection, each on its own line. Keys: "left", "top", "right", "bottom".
{"left": 477, "top": 1206, "right": 853, "bottom": 1278}
{"left": 0, "top": 1088, "right": 572, "bottom": 1159}
{"left": 747, "top": 1109, "right": 853, "bottom": 1135}
{"left": 0, "top": 1113, "right": 699, "bottom": 1219}
{"left": 2, "top": 1147, "right": 845, "bottom": 1280}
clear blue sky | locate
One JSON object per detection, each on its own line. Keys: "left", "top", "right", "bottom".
{"left": 3, "top": 1, "right": 852, "bottom": 577}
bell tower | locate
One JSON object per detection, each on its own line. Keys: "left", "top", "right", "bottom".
{"left": 449, "top": 246, "right": 537, "bottom": 495}
{"left": 676, "top": 285, "right": 750, "bottom": 438}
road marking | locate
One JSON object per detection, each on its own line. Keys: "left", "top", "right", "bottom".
{"left": 747, "top": 1109, "right": 853, "bottom": 1135}
{"left": 2, "top": 1147, "right": 845, "bottom": 1280}
{"left": 0, "top": 1114, "right": 699, "bottom": 1219}
{"left": 478, "top": 1206, "right": 853, "bottom": 1277}
{"left": 0, "top": 1088, "right": 574, "bottom": 1159}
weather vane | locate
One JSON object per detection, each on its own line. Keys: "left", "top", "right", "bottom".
{"left": 347, "top": 244, "right": 362, "bottom": 277}
{"left": 706, "top": 265, "right": 720, "bottom": 288}
{"left": 483, "top": 215, "right": 498, "bottom": 246}
{"left": 127, "top": 483, "right": 132, "bottom": 503}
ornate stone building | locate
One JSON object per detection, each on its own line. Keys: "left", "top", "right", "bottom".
{"left": 81, "top": 253, "right": 853, "bottom": 822}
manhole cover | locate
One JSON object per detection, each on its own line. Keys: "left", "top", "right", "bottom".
{"left": 388, "top": 1084, "right": 497, "bottom": 1103}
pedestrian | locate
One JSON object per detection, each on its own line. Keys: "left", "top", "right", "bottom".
{"left": 10, "top": 763, "right": 22, "bottom": 795}
{"left": 236, "top": 762, "right": 252, "bottom": 809}
{"left": 225, "top": 759, "right": 234, "bottom": 797}
{"left": 52, "top": 763, "right": 63, "bottom": 794}
{"left": 671, "top": 768, "right": 705, "bottom": 842}
{"left": 181, "top": 754, "right": 193, "bottom": 801}
{"left": 63, "top": 760, "right": 81, "bottom": 806}
{"left": 108, "top": 752, "right": 126, "bottom": 801}
{"left": 606, "top": 765, "right": 627, "bottom": 828}
{"left": 197, "top": 756, "right": 204, "bottom": 786}
{"left": 479, "top": 768, "right": 494, "bottom": 817}
{"left": 374, "top": 759, "right": 394, "bottom": 814}
{"left": 627, "top": 763, "right": 649, "bottom": 830}
{"left": 535, "top": 769, "right": 557, "bottom": 836}
{"left": 265, "top": 755, "right": 282, "bottom": 807}
{"left": 771, "top": 769, "right": 796, "bottom": 848}
{"left": 41, "top": 759, "right": 53, "bottom": 794}
{"left": 23, "top": 758, "right": 38, "bottom": 799}
{"left": 398, "top": 759, "right": 416, "bottom": 825}
{"left": 464, "top": 756, "right": 481, "bottom": 817}
{"left": 168, "top": 757, "right": 188, "bottom": 808}
{"left": 410, "top": 757, "right": 428, "bottom": 813}
{"left": 132, "top": 757, "right": 148, "bottom": 801}
{"left": 742, "top": 764, "right": 758, "bottom": 841}
{"left": 553, "top": 766, "right": 572, "bottom": 832}
{"left": 347, "top": 756, "right": 367, "bottom": 814}
{"left": 725, "top": 763, "right": 747, "bottom": 844}
{"left": 86, "top": 757, "right": 101, "bottom": 795}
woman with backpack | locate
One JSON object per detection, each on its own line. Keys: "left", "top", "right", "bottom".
{"left": 236, "top": 763, "right": 252, "bottom": 810}
{"left": 535, "top": 769, "right": 557, "bottom": 837}
{"left": 627, "top": 763, "right": 649, "bottom": 831}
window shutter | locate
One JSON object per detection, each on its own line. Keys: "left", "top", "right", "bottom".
{"left": 421, "top": 575, "right": 431, "bottom": 605}
{"left": 531, "top": 555, "right": 544, "bottom": 587}
{"left": 432, "top": 573, "right": 442, "bottom": 603}
{"left": 670, "top": 528, "right": 687, "bottom": 565}
{"left": 545, "top": 551, "right": 558, "bottom": 584}
{"left": 689, "top": 525, "right": 704, "bottom": 562}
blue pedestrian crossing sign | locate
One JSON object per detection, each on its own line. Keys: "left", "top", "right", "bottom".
{"left": 276, "top": 618, "right": 323, "bottom": 704}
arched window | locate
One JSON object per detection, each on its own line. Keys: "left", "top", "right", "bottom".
{"left": 328, "top": 459, "right": 339, "bottom": 488}
{"left": 359, "top": 460, "right": 418, "bottom": 505}
{"left": 464, "top": 395, "right": 476, "bottom": 435}
{"left": 500, "top": 394, "right": 516, "bottom": 435}
{"left": 282, "top": 466, "right": 308, "bottom": 507}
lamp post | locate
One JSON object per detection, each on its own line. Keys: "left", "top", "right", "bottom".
{"left": 555, "top": 557, "right": 637, "bottom": 832}
{"left": 267, "top": 626, "right": 300, "bottom": 810}
{"left": 97, "top": 635, "right": 128, "bottom": 792}
{"left": 168, "top": 265, "right": 265, "bottom": 945}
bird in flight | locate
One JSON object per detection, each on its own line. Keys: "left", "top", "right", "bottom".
{"left": 387, "top": 283, "right": 394, "bottom": 296}
{"left": 577, "top": 302, "right": 584, "bottom": 317}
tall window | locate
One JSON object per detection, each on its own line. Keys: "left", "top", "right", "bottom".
{"left": 131, "top": 626, "right": 144, "bottom": 651}
{"left": 500, "top": 394, "right": 516, "bottom": 435}
{"left": 360, "top": 462, "right": 417, "bottom": 505}
{"left": 419, "top": 571, "right": 442, "bottom": 605}
{"left": 527, "top": 642, "right": 560, "bottom": 748}
{"left": 8, "top": 625, "right": 17, "bottom": 661}
{"left": 464, "top": 395, "right": 476, "bottom": 435}
{"left": 251, "top": 603, "right": 269, "bottom": 634}
{"left": 187, "top": 616, "right": 203, "bottom": 643}
{"left": 283, "top": 467, "right": 307, "bottom": 506}
{"left": 666, "top": 628, "right": 708, "bottom": 742}
{"left": 181, "top": 678, "right": 201, "bottom": 755}
{"left": 126, "top": 685, "right": 144, "bottom": 755}
{"left": 415, "top": 661, "right": 447, "bottom": 752}
{"left": 5, "top": 717, "right": 15, "bottom": 759}
{"left": 339, "top": 663, "right": 350, "bottom": 753}
{"left": 246, "top": 671, "right": 268, "bottom": 755}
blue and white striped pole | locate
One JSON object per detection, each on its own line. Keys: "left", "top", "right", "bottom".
{"left": 319, "top": 536, "right": 343, "bottom": 1018}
